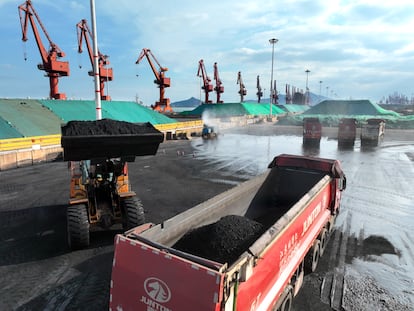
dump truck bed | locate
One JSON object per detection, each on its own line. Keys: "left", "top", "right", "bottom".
{"left": 110, "top": 154, "right": 345, "bottom": 311}
{"left": 61, "top": 119, "right": 164, "bottom": 161}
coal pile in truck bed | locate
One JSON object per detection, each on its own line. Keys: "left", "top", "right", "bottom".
{"left": 173, "top": 215, "right": 265, "bottom": 264}
{"left": 61, "top": 119, "right": 161, "bottom": 136}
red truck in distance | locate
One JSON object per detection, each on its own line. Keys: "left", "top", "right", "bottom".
{"left": 302, "top": 118, "right": 322, "bottom": 146}
{"left": 338, "top": 118, "right": 357, "bottom": 148}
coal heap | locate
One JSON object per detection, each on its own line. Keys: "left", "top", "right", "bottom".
{"left": 173, "top": 215, "right": 264, "bottom": 264}
{"left": 61, "top": 119, "right": 159, "bottom": 136}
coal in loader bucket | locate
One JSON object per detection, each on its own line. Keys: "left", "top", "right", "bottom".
{"left": 61, "top": 119, "right": 164, "bottom": 161}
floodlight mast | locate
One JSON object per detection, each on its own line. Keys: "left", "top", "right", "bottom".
{"left": 269, "top": 38, "right": 278, "bottom": 116}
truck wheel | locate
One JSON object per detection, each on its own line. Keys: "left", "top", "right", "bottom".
{"left": 304, "top": 240, "right": 320, "bottom": 273}
{"left": 67, "top": 204, "right": 90, "bottom": 250}
{"left": 318, "top": 229, "right": 328, "bottom": 256}
{"left": 272, "top": 286, "right": 293, "bottom": 311}
{"left": 122, "top": 197, "right": 145, "bottom": 230}
{"left": 280, "top": 290, "right": 293, "bottom": 311}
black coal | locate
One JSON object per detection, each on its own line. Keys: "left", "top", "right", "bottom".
{"left": 173, "top": 215, "right": 264, "bottom": 264}
{"left": 61, "top": 119, "right": 159, "bottom": 136}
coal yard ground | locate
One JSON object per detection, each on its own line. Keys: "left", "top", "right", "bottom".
{"left": 1, "top": 124, "right": 413, "bottom": 310}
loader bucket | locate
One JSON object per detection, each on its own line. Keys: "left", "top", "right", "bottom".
{"left": 61, "top": 119, "right": 164, "bottom": 161}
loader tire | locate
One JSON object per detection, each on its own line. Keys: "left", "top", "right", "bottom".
{"left": 67, "top": 204, "right": 90, "bottom": 250}
{"left": 304, "top": 240, "right": 320, "bottom": 273}
{"left": 122, "top": 197, "right": 145, "bottom": 230}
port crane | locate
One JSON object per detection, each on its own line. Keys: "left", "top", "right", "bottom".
{"left": 136, "top": 48, "right": 172, "bottom": 113}
{"left": 256, "top": 75, "right": 263, "bottom": 103}
{"left": 237, "top": 71, "right": 247, "bottom": 102}
{"left": 197, "top": 59, "right": 213, "bottom": 104}
{"left": 213, "top": 62, "right": 224, "bottom": 103}
{"left": 76, "top": 19, "right": 113, "bottom": 101}
{"left": 18, "top": 0, "right": 69, "bottom": 100}
{"left": 272, "top": 80, "right": 279, "bottom": 104}
{"left": 285, "top": 84, "right": 292, "bottom": 104}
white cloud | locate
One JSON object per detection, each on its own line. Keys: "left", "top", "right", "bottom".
{"left": 1, "top": 0, "right": 413, "bottom": 103}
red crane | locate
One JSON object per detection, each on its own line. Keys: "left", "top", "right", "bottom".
{"left": 77, "top": 19, "right": 113, "bottom": 101}
{"left": 197, "top": 59, "right": 213, "bottom": 104}
{"left": 256, "top": 75, "right": 263, "bottom": 103}
{"left": 213, "top": 62, "right": 224, "bottom": 103}
{"left": 18, "top": 0, "right": 69, "bottom": 100}
{"left": 237, "top": 71, "right": 247, "bottom": 102}
{"left": 136, "top": 48, "right": 172, "bottom": 113}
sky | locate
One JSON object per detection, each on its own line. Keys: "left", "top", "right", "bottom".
{"left": 1, "top": 0, "right": 414, "bottom": 106}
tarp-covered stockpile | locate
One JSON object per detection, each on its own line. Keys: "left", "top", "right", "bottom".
{"left": 278, "top": 99, "right": 414, "bottom": 129}
{"left": 0, "top": 99, "right": 62, "bottom": 138}
{"left": 0, "top": 99, "right": 177, "bottom": 139}
{"left": 242, "top": 102, "right": 285, "bottom": 116}
{"left": 304, "top": 100, "right": 400, "bottom": 116}
{"left": 180, "top": 102, "right": 285, "bottom": 117}
{"left": 61, "top": 119, "right": 164, "bottom": 161}
{"left": 276, "top": 104, "right": 309, "bottom": 114}
{"left": 40, "top": 100, "right": 176, "bottom": 124}
{"left": 0, "top": 115, "right": 23, "bottom": 139}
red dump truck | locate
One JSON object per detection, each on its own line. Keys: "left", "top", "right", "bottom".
{"left": 360, "top": 118, "right": 385, "bottom": 147}
{"left": 302, "top": 117, "right": 322, "bottom": 146}
{"left": 110, "top": 154, "right": 346, "bottom": 311}
{"left": 338, "top": 118, "right": 357, "bottom": 147}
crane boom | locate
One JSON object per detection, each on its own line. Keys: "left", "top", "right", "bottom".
{"left": 197, "top": 59, "right": 213, "bottom": 104}
{"left": 18, "top": 0, "right": 69, "bottom": 100}
{"left": 213, "top": 62, "right": 224, "bottom": 103}
{"left": 136, "top": 48, "right": 172, "bottom": 113}
{"left": 77, "top": 19, "right": 113, "bottom": 101}
{"left": 237, "top": 71, "right": 247, "bottom": 103}
{"left": 256, "top": 75, "right": 263, "bottom": 103}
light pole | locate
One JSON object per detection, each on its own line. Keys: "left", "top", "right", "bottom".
{"left": 319, "top": 80, "right": 322, "bottom": 102}
{"left": 305, "top": 69, "right": 310, "bottom": 105}
{"left": 90, "top": 0, "right": 101, "bottom": 119}
{"left": 269, "top": 38, "right": 278, "bottom": 117}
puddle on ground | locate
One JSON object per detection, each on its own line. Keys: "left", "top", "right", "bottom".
{"left": 362, "top": 235, "right": 400, "bottom": 259}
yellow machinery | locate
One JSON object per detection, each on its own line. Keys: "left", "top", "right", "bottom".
{"left": 67, "top": 159, "right": 144, "bottom": 249}
{"left": 61, "top": 119, "right": 164, "bottom": 249}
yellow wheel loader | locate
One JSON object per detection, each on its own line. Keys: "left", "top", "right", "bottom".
{"left": 61, "top": 119, "right": 163, "bottom": 249}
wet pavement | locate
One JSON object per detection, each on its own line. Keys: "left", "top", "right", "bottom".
{"left": 0, "top": 124, "right": 413, "bottom": 310}
{"left": 192, "top": 126, "right": 414, "bottom": 310}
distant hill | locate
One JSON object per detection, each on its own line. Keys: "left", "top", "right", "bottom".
{"left": 171, "top": 97, "right": 202, "bottom": 107}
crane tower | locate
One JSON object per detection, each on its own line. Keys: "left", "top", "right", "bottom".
{"left": 197, "top": 60, "right": 213, "bottom": 104}
{"left": 213, "top": 62, "right": 224, "bottom": 103}
{"left": 136, "top": 48, "right": 172, "bottom": 113}
{"left": 237, "top": 71, "right": 247, "bottom": 103}
{"left": 18, "top": 0, "right": 70, "bottom": 99}
{"left": 77, "top": 19, "right": 113, "bottom": 101}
